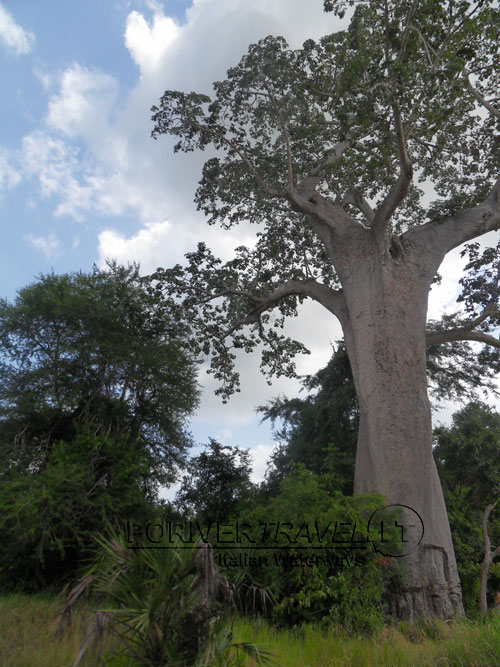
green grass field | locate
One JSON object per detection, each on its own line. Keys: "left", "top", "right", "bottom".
{"left": 2, "top": 593, "right": 500, "bottom": 666}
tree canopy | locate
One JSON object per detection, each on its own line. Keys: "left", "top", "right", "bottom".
{"left": 175, "top": 438, "right": 254, "bottom": 524}
{"left": 259, "top": 342, "right": 358, "bottom": 494}
{"left": 0, "top": 264, "right": 197, "bottom": 590}
{"left": 0, "top": 263, "right": 199, "bottom": 485}
{"left": 150, "top": 0, "right": 500, "bottom": 399}
{"left": 0, "top": 264, "right": 200, "bottom": 590}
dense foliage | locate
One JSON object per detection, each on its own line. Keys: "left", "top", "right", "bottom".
{"left": 225, "top": 465, "right": 391, "bottom": 632}
{"left": 0, "top": 265, "right": 199, "bottom": 591}
{"left": 434, "top": 402, "right": 500, "bottom": 613}
{"left": 175, "top": 438, "right": 255, "bottom": 524}
{"left": 149, "top": 0, "right": 500, "bottom": 399}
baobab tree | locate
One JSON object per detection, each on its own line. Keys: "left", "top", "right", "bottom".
{"left": 150, "top": 0, "right": 500, "bottom": 619}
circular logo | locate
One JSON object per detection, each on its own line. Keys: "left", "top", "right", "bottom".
{"left": 367, "top": 504, "right": 424, "bottom": 557}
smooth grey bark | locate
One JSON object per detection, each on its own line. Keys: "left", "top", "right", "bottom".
{"left": 221, "top": 169, "right": 500, "bottom": 620}
{"left": 337, "top": 241, "right": 464, "bottom": 619}
{"left": 254, "top": 180, "right": 500, "bottom": 618}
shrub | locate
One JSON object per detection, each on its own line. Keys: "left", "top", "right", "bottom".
{"left": 225, "top": 465, "right": 390, "bottom": 633}
{"left": 58, "top": 526, "right": 275, "bottom": 666}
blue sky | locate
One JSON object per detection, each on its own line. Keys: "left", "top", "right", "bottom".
{"left": 1, "top": 0, "right": 498, "bottom": 493}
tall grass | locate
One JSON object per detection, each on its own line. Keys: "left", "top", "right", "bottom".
{"left": 2, "top": 593, "right": 500, "bottom": 666}
{"left": 0, "top": 593, "right": 97, "bottom": 667}
{"left": 232, "top": 614, "right": 500, "bottom": 666}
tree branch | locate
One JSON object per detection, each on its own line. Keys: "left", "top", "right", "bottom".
{"left": 372, "top": 103, "right": 413, "bottom": 233}
{"left": 406, "top": 176, "right": 500, "bottom": 266}
{"left": 310, "top": 135, "right": 353, "bottom": 178}
{"left": 464, "top": 68, "right": 500, "bottom": 121}
{"left": 481, "top": 501, "right": 498, "bottom": 614}
{"left": 292, "top": 135, "right": 368, "bottom": 237}
{"left": 341, "top": 189, "right": 375, "bottom": 224}
{"left": 265, "top": 84, "right": 294, "bottom": 191}
{"left": 426, "top": 300, "right": 500, "bottom": 348}
{"left": 426, "top": 329, "right": 500, "bottom": 349}
{"left": 294, "top": 136, "right": 352, "bottom": 203}
{"left": 368, "top": 0, "right": 414, "bottom": 234}
{"left": 216, "top": 278, "right": 346, "bottom": 340}
{"left": 243, "top": 278, "right": 346, "bottom": 321}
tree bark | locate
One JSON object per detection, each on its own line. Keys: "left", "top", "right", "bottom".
{"left": 340, "top": 241, "right": 464, "bottom": 620}
{"left": 480, "top": 502, "right": 500, "bottom": 614}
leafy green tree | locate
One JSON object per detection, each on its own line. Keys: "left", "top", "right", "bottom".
{"left": 0, "top": 264, "right": 199, "bottom": 590}
{"left": 0, "top": 430, "right": 154, "bottom": 591}
{"left": 435, "top": 402, "right": 500, "bottom": 506}
{"left": 260, "top": 342, "right": 358, "bottom": 495}
{"left": 175, "top": 439, "right": 255, "bottom": 524}
{"left": 150, "top": 0, "right": 500, "bottom": 618}
{"left": 434, "top": 403, "right": 500, "bottom": 614}
{"left": 0, "top": 263, "right": 198, "bottom": 484}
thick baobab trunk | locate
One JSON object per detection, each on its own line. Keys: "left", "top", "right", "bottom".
{"left": 340, "top": 250, "right": 464, "bottom": 620}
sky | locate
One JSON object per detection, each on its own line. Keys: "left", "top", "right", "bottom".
{"left": 1, "top": 0, "right": 498, "bottom": 494}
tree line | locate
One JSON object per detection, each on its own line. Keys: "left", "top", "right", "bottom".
{"left": 1, "top": 263, "right": 500, "bottom": 625}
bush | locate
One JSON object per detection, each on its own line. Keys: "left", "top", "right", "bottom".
{"left": 59, "top": 526, "right": 275, "bottom": 666}
{"left": 0, "top": 430, "right": 154, "bottom": 592}
{"left": 222, "top": 465, "right": 390, "bottom": 633}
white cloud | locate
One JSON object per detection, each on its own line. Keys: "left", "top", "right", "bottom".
{"left": 21, "top": 131, "right": 92, "bottom": 220}
{"left": 250, "top": 443, "right": 277, "bottom": 484}
{"left": 46, "top": 64, "right": 117, "bottom": 138}
{"left": 125, "top": 9, "right": 179, "bottom": 75}
{"left": 0, "top": 149, "right": 21, "bottom": 191}
{"left": 0, "top": 3, "right": 34, "bottom": 55}
{"left": 14, "top": 1, "right": 347, "bottom": 230}
{"left": 24, "top": 232, "right": 61, "bottom": 259}
{"left": 33, "top": 67, "right": 53, "bottom": 90}
{"left": 98, "top": 221, "right": 171, "bottom": 269}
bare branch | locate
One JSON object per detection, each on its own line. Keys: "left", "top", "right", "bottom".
{"left": 426, "top": 329, "right": 500, "bottom": 349}
{"left": 463, "top": 69, "right": 500, "bottom": 121}
{"left": 242, "top": 278, "right": 346, "bottom": 321}
{"left": 341, "top": 189, "right": 375, "bottom": 224}
{"left": 214, "top": 278, "right": 346, "bottom": 341}
{"left": 372, "top": 103, "right": 413, "bottom": 233}
{"left": 426, "top": 298, "right": 500, "bottom": 349}
{"left": 406, "top": 176, "right": 500, "bottom": 266}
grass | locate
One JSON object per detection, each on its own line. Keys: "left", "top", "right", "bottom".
{"left": 0, "top": 593, "right": 130, "bottom": 666}
{"left": 2, "top": 593, "right": 500, "bottom": 666}
{"left": 231, "top": 615, "right": 500, "bottom": 666}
